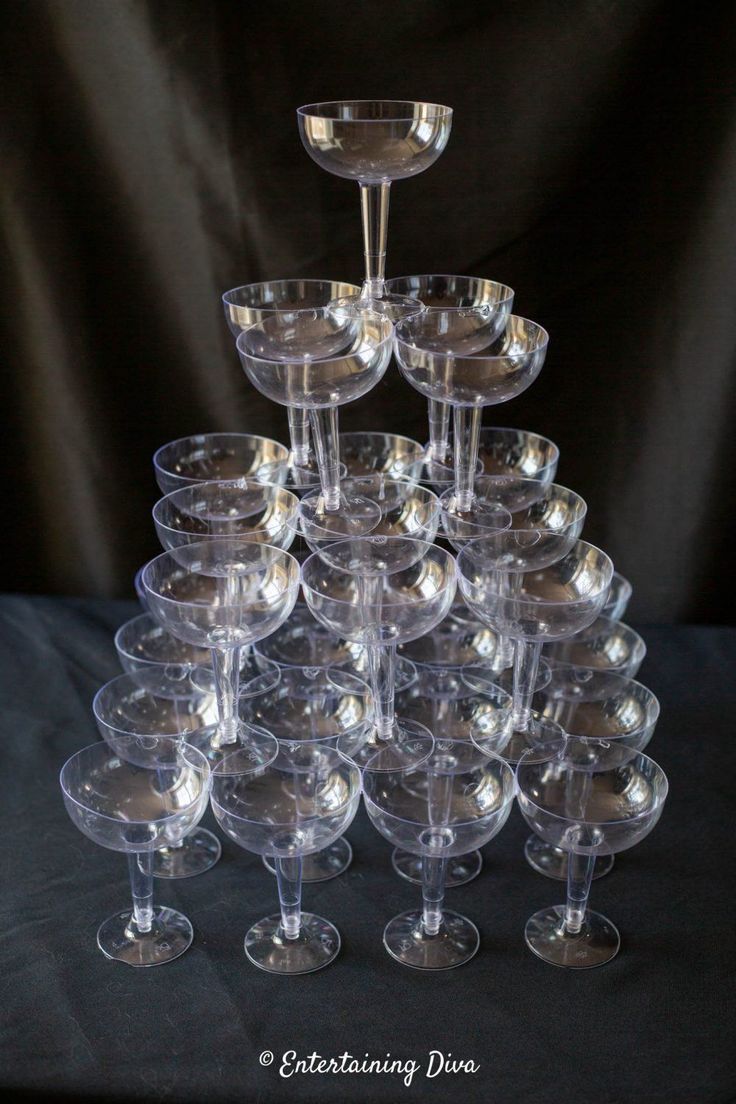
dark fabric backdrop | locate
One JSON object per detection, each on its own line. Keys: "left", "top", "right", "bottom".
{"left": 2, "top": 0, "right": 735, "bottom": 621}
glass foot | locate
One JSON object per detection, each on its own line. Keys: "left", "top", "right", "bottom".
{"left": 187, "top": 721, "right": 279, "bottom": 769}
{"left": 191, "top": 654, "right": 281, "bottom": 700}
{"left": 492, "top": 714, "right": 565, "bottom": 764}
{"left": 297, "top": 490, "right": 381, "bottom": 543}
{"left": 439, "top": 488, "right": 511, "bottom": 545}
{"left": 391, "top": 848, "right": 482, "bottom": 887}
{"left": 260, "top": 456, "right": 348, "bottom": 493}
{"left": 525, "top": 905, "right": 620, "bottom": 968}
{"left": 351, "top": 718, "right": 434, "bottom": 772}
{"left": 245, "top": 912, "right": 340, "bottom": 974}
{"left": 524, "top": 835, "right": 615, "bottom": 881}
{"left": 383, "top": 909, "right": 480, "bottom": 970}
{"left": 334, "top": 291, "right": 423, "bottom": 324}
{"left": 152, "top": 828, "right": 221, "bottom": 879}
{"left": 97, "top": 907, "right": 193, "bottom": 966}
{"left": 262, "top": 838, "right": 352, "bottom": 882}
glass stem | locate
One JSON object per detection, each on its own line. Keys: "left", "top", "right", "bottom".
{"left": 564, "top": 850, "right": 596, "bottom": 935}
{"left": 211, "top": 646, "right": 240, "bottom": 747}
{"left": 366, "top": 641, "right": 396, "bottom": 740}
{"left": 512, "top": 638, "right": 542, "bottom": 731}
{"left": 288, "top": 408, "right": 311, "bottom": 467}
{"left": 276, "top": 855, "right": 302, "bottom": 940}
{"left": 495, "top": 571, "right": 520, "bottom": 670}
{"left": 359, "top": 180, "right": 391, "bottom": 298}
{"left": 453, "top": 405, "right": 481, "bottom": 512}
{"left": 308, "top": 406, "right": 341, "bottom": 512}
{"left": 428, "top": 399, "right": 451, "bottom": 463}
{"left": 127, "top": 852, "right": 154, "bottom": 934}
{"left": 421, "top": 851, "right": 448, "bottom": 937}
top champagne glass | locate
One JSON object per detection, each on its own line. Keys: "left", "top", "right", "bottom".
{"left": 297, "top": 101, "right": 453, "bottom": 320}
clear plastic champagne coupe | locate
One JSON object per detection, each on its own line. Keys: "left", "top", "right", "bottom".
{"left": 93, "top": 670, "right": 221, "bottom": 878}
{"left": 391, "top": 663, "right": 513, "bottom": 886}
{"left": 60, "top": 736, "right": 210, "bottom": 965}
{"left": 524, "top": 668, "right": 660, "bottom": 881}
{"left": 211, "top": 743, "right": 361, "bottom": 974}
{"left": 602, "top": 571, "right": 633, "bottom": 620}
{"left": 296, "top": 474, "right": 440, "bottom": 552}
{"left": 141, "top": 539, "right": 298, "bottom": 766}
{"left": 236, "top": 306, "right": 393, "bottom": 539}
{"left": 297, "top": 101, "right": 453, "bottom": 321}
{"left": 458, "top": 537, "right": 613, "bottom": 763}
{"left": 242, "top": 665, "right": 370, "bottom": 882}
{"left": 394, "top": 309, "right": 549, "bottom": 531}
{"left": 386, "top": 276, "right": 514, "bottom": 463}
{"left": 153, "top": 433, "right": 289, "bottom": 495}
{"left": 222, "top": 279, "right": 359, "bottom": 483}
{"left": 516, "top": 749, "right": 668, "bottom": 968}
{"left": 363, "top": 742, "right": 515, "bottom": 969}
{"left": 301, "top": 536, "right": 457, "bottom": 769}
{"left": 425, "top": 426, "right": 559, "bottom": 493}
{"left": 544, "top": 617, "right": 646, "bottom": 679}
{"left": 153, "top": 479, "right": 298, "bottom": 550}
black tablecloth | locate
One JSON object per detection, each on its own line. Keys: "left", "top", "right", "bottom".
{"left": 1, "top": 595, "right": 733, "bottom": 1104}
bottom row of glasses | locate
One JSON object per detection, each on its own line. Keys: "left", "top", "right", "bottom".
{"left": 60, "top": 736, "right": 668, "bottom": 973}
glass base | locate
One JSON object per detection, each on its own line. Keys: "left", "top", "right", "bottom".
{"left": 298, "top": 490, "right": 381, "bottom": 543}
{"left": 525, "top": 905, "right": 621, "bottom": 969}
{"left": 439, "top": 488, "right": 511, "bottom": 545}
{"left": 262, "top": 838, "right": 352, "bottom": 882}
{"left": 244, "top": 912, "right": 340, "bottom": 974}
{"left": 152, "top": 828, "right": 222, "bottom": 879}
{"left": 383, "top": 909, "right": 480, "bottom": 970}
{"left": 188, "top": 721, "right": 279, "bottom": 769}
{"left": 524, "top": 835, "right": 615, "bottom": 881}
{"left": 191, "top": 654, "right": 282, "bottom": 700}
{"left": 336, "top": 291, "right": 423, "bottom": 324}
{"left": 260, "top": 456, "right": 348, "bottom": 493}
{"left": 488, "top": 714, "right": 564, "bottom": 764}
{"left": 391, "top": 848, "right": 482, "bottom": 887}
{"left": 97, "top": 907, "right": 193, "bottom": 966}
{"left": 351, "top": 718, "right": 434, "bottom": 772}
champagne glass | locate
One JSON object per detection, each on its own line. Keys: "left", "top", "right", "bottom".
{"left": 211, "top": 743, "right": 361, "bottom": 974}
{"left": 141, "top": 539, "right": 298, "bottom": 765}
{"left": 391, "top": 663, "right": 512, "bottom": 886}
{"left": 363, "top": 742, "right": 515, "bottom": 969}
{"left": 153, "top": 479, "right": 298, "bottom": 551}
{"left": 153, "top": 433, "right": 288, "bottom": 495}
{"left": 524, "top": 668, "right": 660, "bottom": 881}
{"left": 386, "top": 275, "right": 514, "bottom": 463}
{"left": 93, "top": 670, "right": 221, "bottom": 877}
{"left": 301, "top": 537, "right": 457, "bottom": 769}
{"left": 544, "top": 617, "right": 646, "bottom": 678}
{"left": 60, "top": 736, "right": 210, "bottom": 965}
{"left": 602, "top": 571, "right": 633, "bottom": 620}
{"left": 394, "top": 310, "right": 549, "bottom": 531}
{"left": 222, "top": 279, "right": 359, "bottom": 482}
{"left": 236, "top": 307, "right": 393, "bottom": 539}
{"left": 425, "top": 426, "right": 559, "bottom": 492}
{"left": 458, "top": 537, "right": 613, "bottom": 763}
{"left": 516, "top": 749, "right": 668, "bottom": 968}
{"left": 297, "top": 101, "right": 453, "bottom": 321}
{"left": 340, "top": 431, "right": 425, "bottom": 480}
{"left": 242, "top": 665, "right": 371, "bottom": 881}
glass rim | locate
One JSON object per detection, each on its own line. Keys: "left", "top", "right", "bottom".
{"left": 141, "top": 542, "right": 300, "bottom": 610}
{"left": 235, "top": 311, "right": 394, "bottom": 366}
{"left": 59, "top": 738, "right": 210, "bottom": 825}
{"left": 385, "top": 274, "right": 515, "bottom": 306}
{"left": 152, "top": 479, "right": 299, "bottom": 537}
{"left": 92, "top": 671, "right": 212, "bottom": 736}
{"left": 222, "top": 278, "right": 361, "bottom": 308}
{"left": 394, "top": 312, "right": 549, "bottom": 360}
{"left": 515, "top": 748, "right": 669, "bottom": 827}
{"left": 297, "top": 100, "right": 453, "bottom": 122}
{"left": 153, "top": 433, "right": 289, "bottom": 478}
{"left": 300, "top": 539, "right": 457, "bottom": 609}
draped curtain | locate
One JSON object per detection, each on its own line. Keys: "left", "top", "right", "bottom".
{"left": 2, "top": 0, "right": 735, "bottom": 621}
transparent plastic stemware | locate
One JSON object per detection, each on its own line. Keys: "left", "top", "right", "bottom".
{"left": 363, "top": 743, "right": 515, "bottom": 969}
{"left": 523, "top": 668, "right": 660, "bottom": 881}
{"left": 152, "top": 479, "right": 299, "bottom": 551}
{"left": 458, "top": 537, "right": 613, "bottom": 763}
{"left": 390, "top": 665, "right": 513, "bottom": 887}
{"left": 301, "top": 537, "right": 457, "bottom": 770}
{"left": 211, "top": 743, "right": 361, "bottom": 974}
{"left": 141, "top": 539, "right": 299, "bottom": 765}
{"left": 340, "top": 431, "right": 425, "bottom": 481}
{"left": 516, "top": 749, "right": 668, "bottom": 968}
{"left": 394, "top": 311, "right": 549, "bottom": 515}
{"left": 386, "top": 276, "right": 515, "bottom": 464}
{"left": 297, "top": 101, "right": 452, "bottom": 319}
{"left": 424, "top": 426, "right": 559, "bottom": 492}
{"left": 544, "top": 617, "right": 646, "bottom": 679}
{"left": 60, "top": 737, "right": 210, "bottom": 965}
{"left": 93, "top": 670, "right": 221, "bottom": 878}
{"left": 153, "top": 433, "right": 289, "bottom": 495}
{"left": 236, "top": 307, "right": 393, "bottom": 536}
{"left": 242, "top": 665, "right": 371, "bottom": 881}
{"left": 222, "top": 279, "right": 360, "bottom": 475}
